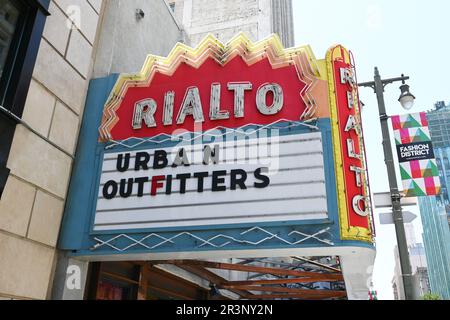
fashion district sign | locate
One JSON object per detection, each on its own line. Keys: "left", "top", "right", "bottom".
{"left": 392, "top": 112, "right": 441, "bottom": 197}
{"left": 59, "top": 33, "right": 375, "bottom": 258}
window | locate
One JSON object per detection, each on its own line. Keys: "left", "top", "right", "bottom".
{"left": 0, "top": 0, "right": 49, "bottom": 197}
{"left": 169, "top": 2, "right": 175, "bottom": 12}
{"left": 85, "top": 262, "right": 140, "bottom": 300}
{"left": 444, "top": 157, "right": 450, "bottom": 168}
{"left": 0, "top": 0, "right": 21, "bottom": 79}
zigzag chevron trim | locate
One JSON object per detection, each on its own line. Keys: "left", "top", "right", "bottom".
{"left": 91, "top": 226, "right": 334, "bottom": 252}
{"left": 99, "top": 32, "right": 322, "bottom": 141}
{"left": 105, "top": 118, "right": 319, "bottom": 150}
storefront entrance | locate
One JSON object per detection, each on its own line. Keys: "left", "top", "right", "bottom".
{"left": 84, "top": 257, "right": 347, "bottom": 300}
{"left": 85, "top": 261, "right": 212, "bottom": 300}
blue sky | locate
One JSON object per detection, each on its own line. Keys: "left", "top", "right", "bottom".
{"left": 293, "top": 0, "right": 450, "bottom": 299}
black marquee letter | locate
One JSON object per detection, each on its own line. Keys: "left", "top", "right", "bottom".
{"left": 119, "top": 178, "right": 134, "bottom": 198}
{"left": 254, "top": 168, "right": 270, "bottom": 189}
{"left": 153, "top": 150, "right": 168, "bottom": 169}
{"left": 230, "top": 169, "right": 248, "bottom": 190}
{"left": 116, "top": 153, "right": 130, "bottom": 172}
{"left": 194, "top": 172, "right": 209, "bottom": 192}
{"left": 212, "top": 170, "right": 227, "bottom": 192}
{"left": 135, "top": 152, "right": 150, "bottom": 171}
{"left": 103, "top": 180, "right": 118, "bottom": 199}
{"left": 134, "top": 177, "right": 149, "bottom": 197}
{"left": 176, "top": 173, "right": 191, "bottom": 194}
{"left": 165, "top": 175, "right": 173, "bottom": 195}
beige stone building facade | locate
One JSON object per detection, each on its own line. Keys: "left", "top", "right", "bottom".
{"left": 0, "top": 0, "right": 104, "bottom": 300}
{"left": 0, "top": 0, "right": 294, "bottom": 300}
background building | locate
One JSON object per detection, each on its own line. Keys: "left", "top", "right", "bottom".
{"left": 419, "top": 196, "right": 450, "bottom": 299}
{"left": 427, "top": 101, "right": 450, "bottom": 224}
{"left": 392, "top": 223, "right": 430, "bottom": 300}
{"left": 417, "top": 101, "right": 450, "bottom": 300}
{"left": 168, "top": 0, "right": 295, "bottom": 47}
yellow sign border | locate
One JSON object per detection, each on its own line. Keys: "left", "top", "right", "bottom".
{"left": 326, "top": 45, "right": 374, "bottom": 243}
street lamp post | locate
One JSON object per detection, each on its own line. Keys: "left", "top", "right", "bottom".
{"left": 359, "top": 67, "right": 416, "bottom": 300}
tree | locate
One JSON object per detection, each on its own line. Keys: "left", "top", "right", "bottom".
{"left": 422, "top": 293, "right": 441, "bottom": 300}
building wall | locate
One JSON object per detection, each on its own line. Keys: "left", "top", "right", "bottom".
{"left": 427, "top": 102, "right": 450, "bottom": 221}
{"left": 416, "top": 103, "right": 450, "bottom": 299}
{"left": 392, "top": 224, "right": 429, "bottom": 300}
{"left": 93, "top": 0, "right": 185, "bottom": 77}
{"left": 169, "top": 0, "right": 294, "bottom": 47}
{"left": 271, "top": 0, "right": 294, "bottom": 48}
{"left": 434, "top": 147, "right": 450, "bottom": 220}
{"left": 412, "top": 267, "right": 430, "bottom": 300}
{"left": 418, "top": 196, "right": 450, "bottom": 299}
{"left": 0, "top": 0, "right": 104, "bottom": 300}
{"left": 392, "top": 281, "right": 399, "bottom": 300}
{"left": 428, "top": 101, "right": 450, "bottom": 149}
{"left": 169, "top": 0, "right": 185, "bottom": 25}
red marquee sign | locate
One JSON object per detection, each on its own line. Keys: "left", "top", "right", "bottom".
{"left": 99, "top": 34, "right": 320, "bottom": 141}
{"left": 327, "top": 45, "right": 372, "bottom": 240}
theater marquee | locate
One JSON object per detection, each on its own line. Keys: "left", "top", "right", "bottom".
{"left": 59, "top": 34, "right": 374, "bottom": 258}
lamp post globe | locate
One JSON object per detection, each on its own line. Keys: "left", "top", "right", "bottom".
{"left": 398, "top": 83, "right": 415, "bottom": 110}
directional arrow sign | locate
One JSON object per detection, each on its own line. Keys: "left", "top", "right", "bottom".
{"left": 379, "top": 211, "right": 417, "bottom": 225}
{"left": 373, "top": 192, "right": 418, "bottom": 209}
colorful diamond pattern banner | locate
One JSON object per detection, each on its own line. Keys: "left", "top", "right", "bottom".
{"left": 392, "top": 112, "right": 441, "bottom": 197}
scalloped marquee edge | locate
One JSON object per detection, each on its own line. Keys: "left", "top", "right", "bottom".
{"left": 99, "top": 32, "right": 323, "bottom": 141}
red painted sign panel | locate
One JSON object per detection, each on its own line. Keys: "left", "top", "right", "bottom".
{"left": 107, "top": 57, "right": 308, "bottom": 141}
{"left": 330, "top": 53, "right": 371, "bottom": 231}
